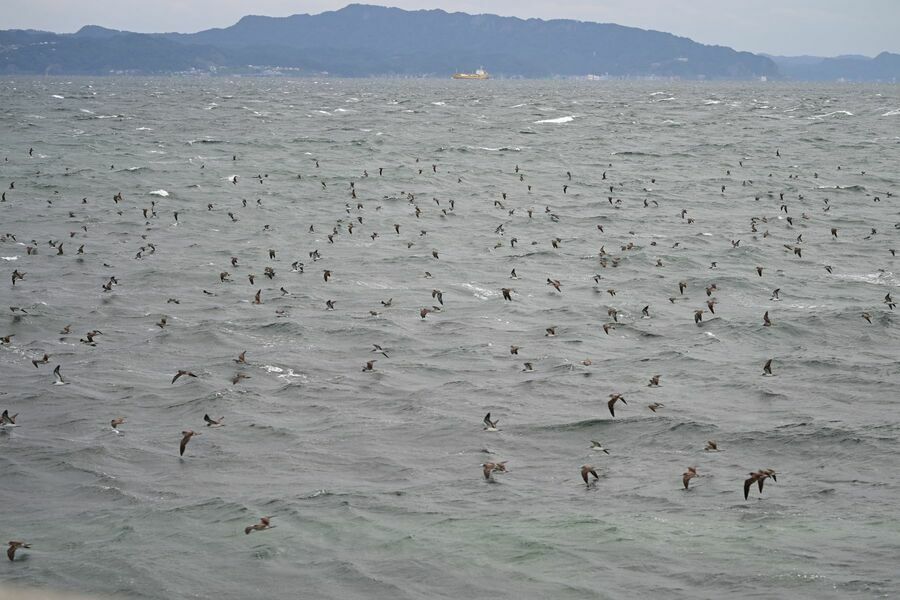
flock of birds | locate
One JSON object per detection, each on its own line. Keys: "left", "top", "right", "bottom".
{"left": 1, "top": 133, "right": 896, "bottom": 566}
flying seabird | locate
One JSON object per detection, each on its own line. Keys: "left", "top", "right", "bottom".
{"left": 590, "top": 441, "right": 609, "bottom": 454}
{"left": 581, "top": 465, "right": 599, "bottom": 487}
{"left": 1, "top": 409, "right": 17, "bottom": 426}
{"left": 744, "top": 469, "right": 777, "bottom": 500}
{"left": 683, "top": 467, "right": 698, "bottom": 489}
{"left": 607, "top": 393, "right": 626, "bottom": 417}
{"left": 482, "top": 461, "right": 507, "bottom": 480}
{"left": 180, "top": 430, "right": 200, "bottom": 456}
{"left": 110, "top": 417, "right": 125, "bottom": 432}
{"left": 7, "top": 541, "right": 30, "bottom": 561}
{"left": 53, "top": 364, "right": 66, "bottom": 385}
{"left": 483, "top": 413, "right": 499, "bottom": 431}
{"left": 172, "top": 370, "right": 198, "bottom": 384}
{"left": 204, "top": 414, "right": 225, "bottom": 427}
{"left": 245, "top": 516, "right": 273, "bottom": 535}
{"left": 763, "top": 359, "right": 773, "bottom": 376}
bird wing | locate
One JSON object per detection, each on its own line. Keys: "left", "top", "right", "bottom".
{"left": 743, "top": 478, "right": 753, "bottom": 500}
{"left": 683, "top": 473, "right": 691, "bottom": 489}
{"left": 204, "top": 414, "right": 213, "bottom": 424}
{"left": 607, "top": 398, "right": 616, "bottom": 417}
{"left": 172, "top": 372, "right": 182, "bottom": 384}
{"left": 581, "top": 468, "right": 589, "bottom": 484}
{"left": 482, "top": 464, "right": 493, "bottom": 479}
{"left": 758, "top": 477, "right": 766, "bottom": 493}
{"left": 180, "top": 434, "right": 190, "bottom": 456}
{"left": 7, "top": 545, "right": 15, "bottom": 561}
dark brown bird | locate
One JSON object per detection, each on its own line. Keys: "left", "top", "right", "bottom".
{"left": 482, "top": 461, "right": 507, "bottom": 480}
{"left": 31, "top": 353, "right": 49, "bottom": 368}
{"left": 231, "top": 373, "right": 250, "bottom": 385}
{"left": 362, "top": 360, "right": 377, "bottom": 372}
{"left": 581, "top": 465, "right": 599, "bottom": 487}
{"left": 420, "top": 307, "right": 432, "bottom": 319}
{"left": 756, "top": 266, "right": 763, "bottom": 277}
{"left": 7, "top": 541, "right": 30, "bottom": 561}
{"left": 647, "top": 402, "right": 665, "bottom": 413}
{"left": 510, "top": 345, "right": 520, "bottom": 355}
{"left": 172, "top": 370, "right": 197, "bottom": 384}
{"left": 648, "top": 375, "right": 661, "bottom": 387}
{"left": 607, "top": 393, "right": 626, "bottom": 417}
{"left": 763, "top": 311, "right": 772, "bottom": 326}
{"left": 705, "top": 440, "right": 718, "bottom": 451}
{"left": 744, "top": 469, "right": 777, "bottom": 500}
{"left": 763, "top": 359, "right": 773, "bottom": 376}
{"left": 323, "top": 270, "right": 332, "bottom": 282}
{"left": 683, "top": 467, "right": 698, "bottom": 489}
{"left": 546, "top": 278, "right": 562, "bottom": 292}
{"left": 545, "top": 326, "right": 557, "bottom": 337}
{"left": 502, "top": 288, "right": 513, "bottom": 301}
{"left": 432, "top": 289, "right": 443, "bottom": 305}
{"left": 245, "top": 516, "right": 273, "bottom": 535}
{"left": 204, "top": 414, "right": 224, "bottom": 427}
{"left": 861, "top": 312, "right": 872, "bottom": 324}
{"left": 678, "top": 281, "right": 687, "bottom": 295}
{"left": 110, "top": 417, "right": 126, "bottom": 430}
{"left": 253, "top": 289, "right": 261, "bottom": 304}
{"left": 180, "top": 430, "right": 200, "bottom": 456}
{"left": 694, "top": 309, "right": 704, "bottom": 324}
{"left": 157, "top": 316, "right": 167, "bottom": 329}
{"left": 234, "top": 351, "right": 247, "bottom": 364}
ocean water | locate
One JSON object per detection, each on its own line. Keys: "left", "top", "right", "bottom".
{"left": 0, "top": 77, "right": 898, "bottom": 599}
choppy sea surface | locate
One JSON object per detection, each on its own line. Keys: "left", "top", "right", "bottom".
{"left": 1, "top": 77, "right": 899, "bottom": 599}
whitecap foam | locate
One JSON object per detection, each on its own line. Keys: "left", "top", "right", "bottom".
{"left": 882, "top": 108, "right": 900, "bottom": 116}
{"left": 808, "top": 110, "right": 854, "bottom": 119}
{"left": 534, "top": 116, "right": 574, "bottom": 124}
{"left": 51, "top": 94, "right": 64, "bottom": 99}
{"left": 136, "top": 127, "right": 153, "bottom": 131}
{"left": 149, "top": 190, "right": 169, "bottom": 197}
{"left": 463, "top": 282, "right": 498, "bottom": 300}
{"left": 2, "top": 256, "right": 18, "bottom": 261}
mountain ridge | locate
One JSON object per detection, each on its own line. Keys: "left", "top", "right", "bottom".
{"left": 0, "top": 4, "right": 896, "bottom": 80}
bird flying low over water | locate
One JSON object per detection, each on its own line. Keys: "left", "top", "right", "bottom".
{"left": 482, "top": 461, "right": 507, "bottom": 480}
{"left": 180, "top": 430, "right": 200, "bottom": 456}
{"left": 245, "top": 516, "right": 273, "bottom": 535}
{"left": 590, "top": 441, "right": 609, "bottom": 454}
{"left": 581, "top": 465, "right": 599, "bottom": 487}
{"left": 7, "top": 541, "right": 30, "bottom": 561}
{"left": 483, "top": 413, "right": 499, "bottom": 431}
{"left": 683, "top": 467, "right": 698, "bottom": 489}
{"left": 744, "top": 469, "right": 777, "bottom": 500}
{"left": 172, "top": 370, "right": 198, "bottom": 384}
{"left": 204, "top": 414, "right": 224, "bottom": 427}
{"left": 607, "top": 393, "right": 626, "bottom": 417}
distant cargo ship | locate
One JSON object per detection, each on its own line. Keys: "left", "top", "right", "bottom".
{"left": 452, "top": 67, "right": 489, "bottom": 80}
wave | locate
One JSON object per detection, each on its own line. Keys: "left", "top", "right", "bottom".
{"left": 808, "top": 110, "right": 854, "bottom": 119}
{"left": 534, "top": 116, "right": 574, "bottom": 124}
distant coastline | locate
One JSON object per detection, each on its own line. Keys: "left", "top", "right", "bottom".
{"left": 0, "top": 4, "right": 897, "bottom": 80}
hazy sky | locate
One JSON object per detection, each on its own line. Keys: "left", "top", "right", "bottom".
{"left": 1, "top": 1, "right": 897, "bottom": 57}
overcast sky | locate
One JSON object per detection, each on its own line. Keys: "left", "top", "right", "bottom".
{"left": 1, "top": 1, "right": 897, "bottom": 57}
